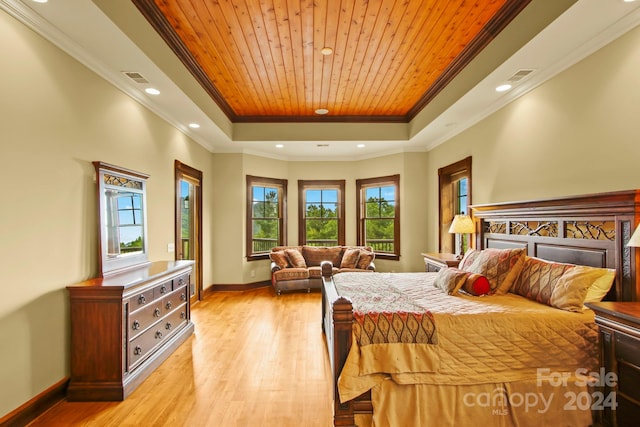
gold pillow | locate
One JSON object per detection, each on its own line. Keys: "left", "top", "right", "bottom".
{"left": 550, "top": 266, "right": 611, "bottom": 312}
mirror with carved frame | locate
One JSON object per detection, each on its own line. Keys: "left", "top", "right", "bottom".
{"left": 94, "top": 161, "right": 150, "bottom": 277}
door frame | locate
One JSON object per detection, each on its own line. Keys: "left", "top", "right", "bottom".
{"left": 175, "top": 160, "right": 203, "bottom": 304}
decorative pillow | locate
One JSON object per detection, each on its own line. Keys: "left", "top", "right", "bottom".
{"left": 460, "top": 273, "right": 491, "bottom": 296}
{"left": 511, "top": 257, "right": 574, "bottom": 305}
{"left": 269, "top": 250, "right": 290, "bottom": 269}
{"left": 285, "top": 248, "right": 307, "bottom": 268}
{"left": 301, "top": 245, "right": 342, "bottom": 266}
{"left": 356, "top": 250, "right": 375, "bottom": 270}
{"left": 550, "top": 266, "right": 608, "bottom": 312}
{"left": 459, "top": 248, "right": 480, "bottom": 271}
{"left": 340, "top": 248, "right": 361, "bottom": 269}
{"left": 583, "top": 268, "right": 616, "bottom": 304}
{"left": 434, "top": 268, "right": 468, "bottom": 295}
{"left": 464, "top": 248, "right": 526, "bottom": 295}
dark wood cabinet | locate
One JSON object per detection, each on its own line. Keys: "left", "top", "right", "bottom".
{"left": 66, "top": 260, "right": 194, "bottom": 401}
{"left": 421, "top": 252, "right": 460, "bottom": 272}
{"left": 586, "top": 302, "right": 640, "bottom": 427}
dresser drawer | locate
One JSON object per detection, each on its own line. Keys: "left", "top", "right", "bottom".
{"left": 128, "top": 304, "right": 188, "bottom": 369}
{"left": 128, "top": 300, "right": 163, "bottom": 339}
{"left": 129, "top": 288, "right": 155, "bottom": 310}
{"left": 162, "top": 303, "right": 188, "bottom": 335}
{"left": 616, "top": 332, "right": 640, "bottom": 368}
{"left": 617, "top": 395, "right": 640, "bottom": 427}
{"left": 173, "top": 273, "right": 190, "bottom": 290}
{"left": 163, "top": 286, "right": 188, "bottom": 314}
{"left": 154, "top": 280, "right": 173, "bottom": 298}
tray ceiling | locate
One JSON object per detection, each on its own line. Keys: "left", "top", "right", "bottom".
{"left": 133, "top": 0, "right": 529, "bottom": 123}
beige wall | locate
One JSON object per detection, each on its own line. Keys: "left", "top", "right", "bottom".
{"left": 3, "top": 4, "right": 640, "bottom": 422}
{"left": 425, "top": 24, "right": 640, "bottom": 252}
{"left": 208, "top": 152, "right": 430, "bottom": 287}
{"left": 0, "top": 10, "right": 214, "bottom": 417}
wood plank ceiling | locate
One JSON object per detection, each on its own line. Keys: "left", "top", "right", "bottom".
{"left": 133, "top": 0, "right": 530, "bottom": 123}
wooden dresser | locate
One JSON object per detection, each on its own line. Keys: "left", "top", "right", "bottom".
{"left": 586, "top": 302, "right": 640, "bottom": 427}
{"left": 66, "top": 260, "right": 195, "bottom": 401}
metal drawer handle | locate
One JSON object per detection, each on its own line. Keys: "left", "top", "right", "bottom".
{"left": 154, "top": 308, "right": 161, "bottom": 317}
{"left": 166, "top": 301, "right": 172, "bottom": 310}
{"left": 165, "top": 322, "right": 172, "bottom": 330}
{"left": 132, "top": 320, "right": 140, "bottom": 330}
{"left": 134, "top": 346, "right": 142, "bottom": 355}
{"left": 180, "top": 311, "right": 186, "bottom": 319}
{"left": 160, "top": 285, "right": 167, "bottom": 294}
{"left": 138, "top": 295, "right": 146, "bottom": 305}
{"left": 180, "top": 293, "right": 187, "bottom": 301}
{"left": 155, "top": 331, "right": 163, "bottom": 339}
{"left": 178, "top": 278, "right": 184, "bottom": 286}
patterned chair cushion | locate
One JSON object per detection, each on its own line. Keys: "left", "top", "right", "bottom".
{"left": 272, "top": 268, "right": 309, "bottom": 281}
{"left": 356, "top": 249, "right": 375, "bottom": 270}
{"left": 301, "top": 246, "right": 342, "bottom": 267}
{"left": 340, "top": 248, "right": 361, "bottom": 268}
{"left": 269, "top": 250, "right": 290, "bottom": 269}
{"left": 285, "top": 248, "right": 307, "bottom": 268}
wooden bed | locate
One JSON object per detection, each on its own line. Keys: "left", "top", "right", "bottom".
{"left": 321, "top": 190, "right": 640, "bottom": 427}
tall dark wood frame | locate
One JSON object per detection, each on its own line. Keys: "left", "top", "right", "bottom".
{"left": 438, "top": 156, "right": 472, "bottom": 253}
{"left": 175, "top": 160, "right": 203, "bottom": 303}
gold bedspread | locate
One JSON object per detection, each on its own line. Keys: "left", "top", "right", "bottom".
{"left": 333, "top": 272, "right": 600, "bottom": 426}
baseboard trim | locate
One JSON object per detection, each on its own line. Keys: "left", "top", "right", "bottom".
{"left": 203, "top": 280, "right": 271, "bottom": 295}
{"left": 0, "top": 377, "right": 68, "bottom": 427}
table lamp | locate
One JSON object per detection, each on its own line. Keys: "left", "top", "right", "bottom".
{"left": 449, "top": 214, "right": 475, "bottom": 258}
{"left": 627, "top": 223, "right": 640, "bottom": 248}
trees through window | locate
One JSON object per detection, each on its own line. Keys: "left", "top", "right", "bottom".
{"left": 298, "top": 180, "right": 345, "bottom": 246}
{"left": 246, "top": 175, "right": 287, "bottom": 260}
{"left": 356, "top": 175, "right": 400, "bottom": 260}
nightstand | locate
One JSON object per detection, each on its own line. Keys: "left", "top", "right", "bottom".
{"left": 585, "top": 302, "right": 640, "bottom": 427}
{"left": 421, "top": 252, "right": 460, "bottom": 272}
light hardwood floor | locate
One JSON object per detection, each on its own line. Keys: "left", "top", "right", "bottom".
{"left": 28, "top": 287, "right": 334, "bottom": 426}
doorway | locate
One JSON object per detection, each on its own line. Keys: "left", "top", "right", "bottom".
{"left": 175, "top": 160, "right": 203, "bottom": 304}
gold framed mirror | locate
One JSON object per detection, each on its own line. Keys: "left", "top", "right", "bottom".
{"left": 94, "top": 161, "right": 150, "bottom": 277}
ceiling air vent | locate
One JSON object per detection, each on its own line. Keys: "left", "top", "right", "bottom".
{"left": 507, "top": 69, "right": 534, "bottom": 82}
{"left": 122, "top": 71, "right": 149, "bottom": 84}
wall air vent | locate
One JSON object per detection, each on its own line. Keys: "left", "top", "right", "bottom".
{"left": 122, "top": 71, "right": 149, "bottom": 84}
{"left": 507, "top": 69, "right": 534, "bottom": 82}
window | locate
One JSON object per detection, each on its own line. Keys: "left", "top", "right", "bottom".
{"left": 356, "top": 175, "right": 400, "bottom": 260}
{"left": 246, "top": 175, "right": 287, "bottom": 260}
{"left": 298, "top": 180, "right": 345, "bottom": 246}
{"left": 438, "top": 157, "right": 472, "bottom": 254}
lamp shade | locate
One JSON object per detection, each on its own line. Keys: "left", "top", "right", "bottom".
{"left": 627, "top": 223, "right": 640, "bottom": 247}
{"left": 448, "top": 214, "right": 475, "bottom": 234}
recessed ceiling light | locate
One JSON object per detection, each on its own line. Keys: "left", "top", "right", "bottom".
{"left": 357, "top": 144, "right": 366, "bottom": 148}
{"left": 495, "top": 84, "right": 512, "bottom": 92}
{"left": 31, "top": 0, "right": 48, "bottom": 3}
{"left": 315, "top": 108, "right": 329, "bottom": 115}
{"left": 188, "top": 123, "right": 200, "bottom": 129}
{"left": 321, "top": 47, "right": 333, "bottom": 55}
{"left": 145, "top": 88, "right": 160, "bottom": 95}
{"left": 275, "top": 144, "right": 284, "bottom": 148}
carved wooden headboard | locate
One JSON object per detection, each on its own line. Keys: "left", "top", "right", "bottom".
{"left": 470, "top": 190, "right": 640, "bottom": 302}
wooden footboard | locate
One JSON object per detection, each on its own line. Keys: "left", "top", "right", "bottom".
{"left": 321, "top": 262, "right": 372, "bottom": 427}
